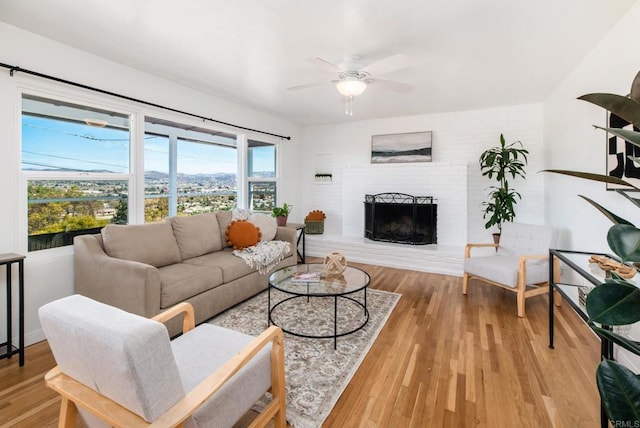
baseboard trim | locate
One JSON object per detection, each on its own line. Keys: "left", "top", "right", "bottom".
{"left": 305, "top": 234, "right": 464, "bottom": 276}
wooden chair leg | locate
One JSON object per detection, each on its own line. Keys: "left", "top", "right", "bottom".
{"left": 517, "top": 267, "right": 526, "bottom": 318}
{"left": 272, "top": 329, "right": 287, "bottom": 428}
{"left": 462, "top": 273, "right": 469, "bottom": 295}
{"left": 275, "top": 400, "right": 287, "bottom": 428}
{"left": 554, "top": 290, "right": 563, "bottom": 307}
{"left": 517, "top": 290, "right": 525, "bottom": 318}
{"left": 58, "top": 397, "right": 77, "bottom": 428}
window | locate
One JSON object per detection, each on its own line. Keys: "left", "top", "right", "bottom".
{"left": 22, "top": 95, "right": 131, "bottom": 251}
{"left": 143, "top": 133, "right": 170, "bottom": 222}
{"left": 27, "top": 180, "right": 129, "bottom": 251}
{"left": 247, "top": 139, "right": 276, "bottom": 212}
{"left": 20, "top": 95, "right": 273, "bottom": 251}
{"left": 144, "top": 117, "right": 237, "bottom": 222}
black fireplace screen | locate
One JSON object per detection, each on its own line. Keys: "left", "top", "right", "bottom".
{"left": 364, "top": 193, "right": 437, "bottom": 245}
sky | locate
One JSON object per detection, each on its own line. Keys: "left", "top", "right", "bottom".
{"left": 22, "top": 116, "right": 275, "bottom": 175}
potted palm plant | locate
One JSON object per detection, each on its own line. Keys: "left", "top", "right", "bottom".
{"left": 546, "top": 70, "right": 640, "bottom": 424}
{"left": 271, "top": 203, "right": 291, "bottom": 227}
{"left": 479, "top": 134, "right": 529, "bottom": 242}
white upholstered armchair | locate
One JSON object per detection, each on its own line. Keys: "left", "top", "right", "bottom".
{"left": 462, "top": 222, "right": 558, "bottom": 317}
{"left": 39, "top": 294, "right": 286, "bottom": 428}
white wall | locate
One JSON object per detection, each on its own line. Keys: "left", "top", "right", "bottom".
{"left": 0, "top": 22, "right": 302, "bottom": 346}
{"left": 341, "top": 163, "right": 467, "bottom": 246}
{"left": 544, "top": 2, "right": 640, "bottom": 252}
{"left": 300, "top": 103, "right": 545, "bottom": 247}
{"left": 544, "top": 2, "right": 640, "bottom": 369}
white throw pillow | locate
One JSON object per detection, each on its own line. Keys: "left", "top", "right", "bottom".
{"left": 249, "top": 213, "right": 277, "bottom": 241}
{"left": 232, "top": 208, "right": 253, "bottom": 221}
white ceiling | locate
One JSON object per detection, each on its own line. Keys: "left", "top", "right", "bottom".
{"left": 0, "top": 0, "right": 636, "bottom": 125}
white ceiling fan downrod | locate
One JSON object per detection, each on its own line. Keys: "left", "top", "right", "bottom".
{"left": 345, "top": 95, "right": 355, "bottom": 116}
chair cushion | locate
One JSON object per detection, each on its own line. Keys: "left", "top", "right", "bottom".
{"left": 183, "top": 249, "right": 255, "bottom": 283}
{"left": 39, "top": 295, "right": 185, "bottom": 423}
{"left": 171, "top": 324, "right": 271, "bottom": 428}
{"left": 169, "top": 213, "right": 223, "bottom": 259}
{"left": 102, "top": 222, "right": 182, "bottom": 267}
{"left": 465, "top": 255, "right": 549, "bottom": 288}
{"left": 497, "top": 222, "right": 557, "bottom": 257}
{"left": 159, "top": 263, "right": 224, "bottom": 308}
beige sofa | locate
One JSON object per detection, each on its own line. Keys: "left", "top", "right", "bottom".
{"left": 74, "top": 211, "right": 296, "bottom": 334}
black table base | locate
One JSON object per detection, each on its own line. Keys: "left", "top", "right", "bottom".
{"left": 0, "top": 253, "right": 25, "bottom": 367}
{"left": 268, "top": 289, "right": 369, "bottom": 349}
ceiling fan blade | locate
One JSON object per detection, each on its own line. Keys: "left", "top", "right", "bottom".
{"left": 305, "top": 57, "right": 343, "bottom": 73}
{"left": 286, "top": 81, "right": 329, "bottom": 91}
{"left": 362, "top": 54, "right": 409, "bottom": 75}
{"left": 368, "top": 78, "right": 414, "bottom": 94}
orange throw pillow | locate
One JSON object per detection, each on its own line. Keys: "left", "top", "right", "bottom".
{"left": 305, "top": 210, "right": 326, "bottom": 221}
{"left": 225, "top": 220, "right": 262, "bottom": 250}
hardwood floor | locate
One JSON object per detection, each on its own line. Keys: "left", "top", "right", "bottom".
{"left": 0, "top": 262, "right": 601, "bottom": 427}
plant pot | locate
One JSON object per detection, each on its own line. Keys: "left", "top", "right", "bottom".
{"left": 492, "top": 233, "right": 501, "bottom": 245}
{"left": 276, "top": 215, "right": 288, "bottom": 227}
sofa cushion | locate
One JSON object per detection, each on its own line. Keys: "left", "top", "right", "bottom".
{"left": 158, "top": 263, "right": 224, "bottom": 308}
{"left": 184, "top": 249, "right": 256, "bottom": 283}
{"left": 101, "top": 223, "right": 182, "bottom": 268}
{"left": 169, "top": 214, "right": 223, "bottom": 260}
{"left": 249, "top": 213, "right": 277, "bottom": 241}
{"left": 225, "top": 220, "right": 261, "bottom": 250}
{"left": 216, "top": 210, "right": 233, "bottom": 248}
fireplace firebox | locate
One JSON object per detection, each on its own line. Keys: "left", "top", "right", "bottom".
{"left": 364, "top": 193, "right": 437, "bottom": 245}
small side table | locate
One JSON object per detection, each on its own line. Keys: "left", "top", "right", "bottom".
{"left": 286, "top": 223, "right": 306, "bottom": 264}
{"left": 0, "top": 253, "right": 25, "bottom": 367}
{"left": 548, "top": 249, "right": 613, "bottom": 428}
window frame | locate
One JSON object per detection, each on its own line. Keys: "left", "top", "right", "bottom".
{"left": 19, "top": 87, "right": 138, "bottom": 253}
{"left": 143, "top": 115, "right": 240, "bottom": 221}
{"left": 246, "top": 139, "right": 278, "bottom": 213}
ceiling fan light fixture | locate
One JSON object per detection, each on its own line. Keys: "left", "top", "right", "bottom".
{"left": 336, "top": 78, "right": 367, "bottom": 97}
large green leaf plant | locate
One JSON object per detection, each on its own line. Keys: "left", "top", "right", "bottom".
{"left": 547, "top": 76, "right": 640, "bottom": 423}
{"left": 479, "top": 134, "right": 529, "bottom": 232}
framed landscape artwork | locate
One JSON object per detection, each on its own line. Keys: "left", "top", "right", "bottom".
{"left": 371, "top": 131, "right": 432, "bottom": 164}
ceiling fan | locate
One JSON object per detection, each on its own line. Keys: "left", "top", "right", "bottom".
{"left": 287, "top": 54, "right": 414, "bottom": 115}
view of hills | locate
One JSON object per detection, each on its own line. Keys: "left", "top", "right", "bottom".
{"left": 145, "top": 170, "right": 238, "bottom": 183}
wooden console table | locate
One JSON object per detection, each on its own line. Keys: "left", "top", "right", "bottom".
{"left": 0, "top": 253, "right": 25, "bottom": 367}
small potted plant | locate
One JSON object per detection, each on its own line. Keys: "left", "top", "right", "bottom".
{"left": 272, "top": 203, "right": 291, "bottom": 227}
{"left": 479, "top": 133, "right": 528, "bottom": 242}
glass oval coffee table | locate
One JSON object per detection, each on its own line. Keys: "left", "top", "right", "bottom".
{"left": 268, "top": 263, "right": 370, "bottom": 349}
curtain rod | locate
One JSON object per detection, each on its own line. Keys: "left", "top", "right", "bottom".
{"left": 0, "top": 62, "right": 291, "bottom": 141}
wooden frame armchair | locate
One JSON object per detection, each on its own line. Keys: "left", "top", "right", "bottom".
{"left": 40, "top": 295, "right": 286, "bottom": 428}
{"left": 462, "top": 222, "right": 558, "bottom": 317}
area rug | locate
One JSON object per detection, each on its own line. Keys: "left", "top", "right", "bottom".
{"left": 210, "top": 287, "right": 401, "bottom": 428}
